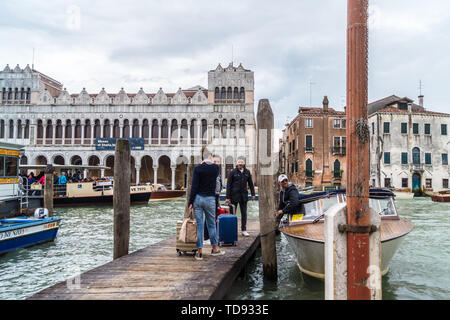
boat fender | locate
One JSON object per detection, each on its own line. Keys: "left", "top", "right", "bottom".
{"left": 34, "top": 208, "right": 49, "bottom": 219}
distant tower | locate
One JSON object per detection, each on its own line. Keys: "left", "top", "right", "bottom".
{"left": 207, "top": 62, "right": 254, "bottom": 105}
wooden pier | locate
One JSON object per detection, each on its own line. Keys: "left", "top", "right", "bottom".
{"left": 29, "top": 219, "right": 260, "bottom": 300}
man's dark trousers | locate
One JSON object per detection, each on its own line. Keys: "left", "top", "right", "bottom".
{"left": 231, "top": 194, "right": 248, "bottom": 232}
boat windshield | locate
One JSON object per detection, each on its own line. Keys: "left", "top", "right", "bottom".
{"left": 370, "top": 197, "right": 397, "bottom": 216}
{"left": 287, "top": 194, "right": 397, "bottom": 225}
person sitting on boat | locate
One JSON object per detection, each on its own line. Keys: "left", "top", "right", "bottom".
{"left": 275, "top": 174, "right": 304, "bottom": 223}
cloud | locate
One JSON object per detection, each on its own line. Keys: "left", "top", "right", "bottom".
{"left": 1, "top": 0, "right": 449, "bottom": 129}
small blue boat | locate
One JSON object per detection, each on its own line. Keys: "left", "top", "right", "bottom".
{"left": 0, "top": 216, "right": 61, "bottom": 255}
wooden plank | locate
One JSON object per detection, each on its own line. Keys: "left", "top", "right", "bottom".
{"left": 29, "top": 219, "right": 260, "bottom": 300}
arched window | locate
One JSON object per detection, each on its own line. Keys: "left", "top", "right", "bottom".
{"left": 103, "top": 119, "right": 110, "bottom": 138}
{"left": 20, "top": 88, "right": 25, "bottom": 100}
{"left": 7, "top": 88, "right": 12, "bottom": 100}
{"left": 151, "top": 119, "right": 159, "bottom": 144}
{"left": 215, "top": 87, "right": 220, "bottom": 101}
{"left": 24, "top": 120, "right": 30, "bottom": 139}
{"left": 305, "top": 159, "right": 313, "bottom": 177}
{"left": 412, "top": 147, "right": 421, "bottom": 164}
{"left": 8, "top": 119, "right": 14, "bottom": 138}
{"left": 233, "top": 87, "right": 239, "bottom": 100}
{"left": 26, "top": 88, "right": 31, "bottom": 101}
{"left": 190, "top": 119, "right": 197, "bottom": 144}
{"left": 0, "top": 120, "right": 4, "bottom": 138}
{"left": 45, "top": 120, "right": 53, "bottom": 143}
{"left": 16, "top": 119, "right": 22, "bottom": 139}
{"left": 132, "top": 119, "right": 139, "bottom": 138}
{"left": 161, "top": 119, "right": 168, "bottom": 144}
{"left": 227, "top": 87, "right": 232, "bottom": 100}
{"left": 213, "top": 119, "right": 220, "bottom": 139}
{"left": 14, "top": 88, "right": 19, "bottom": 100}
{"left": 171, "top": 119, "right": 178, "bottom": 144}
{"left": 239, "top": 119, "right": 245, "bottom": 138}
{"left": 65, "top": 120, "right": 72, "bottom": 142}
{"left": 230, "top": 119, "right": 236, "bottom": 138}
{"left": 221, "top": 119, "right": 227, "bottom": 138}
{"left": 221, "top": 87, "right": 226, "bottom": 100}
{"left": 74, "top": 119, "right": 81, "bottom": 144}
{"left": 180, "top": 119, "right": 188, "bottom": 144}
{"left": 123, "top": 119, "right": 130, "bottom": 138}
{"left": 37, "top": 120, "right": 43, "bottom": 144}
{"left": 84, "top": 119, "right": 91, "bottom": 142}
{"left": 1, "top": 88, "right": 6, "bottom": 101}
{"left": 55, "top": 119, "right": 63, "bottom": 143}
{"left": 142, "top": 119, "right": 149, "bottom": 143}
{"left": 94, "top": 119, "right": 101, "bottom": 138}
{"left": 240, "top": 87, "right": 245, "bottom": 100}
{"left": 201, "top": 119, "right": 207, "bottom": 144}
{"left": 113, "top": 119, "right": 120, "bottom": 138}
{"left": 333, "top": 159, "right": 341, "bottom": 178}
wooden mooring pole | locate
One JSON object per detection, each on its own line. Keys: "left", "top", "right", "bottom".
{"left": 256, "top": 99, "right": 277, "bottom": 281}
{"left": 43, "top": 164, "right": 54, "bottom": 217}
{"left": 346, "top": 0, "right": 372, "bottom": 299}
{"left": 113, "top": 139, "right": 131, "bottom": 260}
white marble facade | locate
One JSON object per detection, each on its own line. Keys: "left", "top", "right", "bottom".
{"left": 0, "top": 63, "right": 257, "bottom": 189}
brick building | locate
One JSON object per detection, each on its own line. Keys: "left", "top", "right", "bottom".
{"left": 279, "top": 96, "right": 347, "bottom": 189}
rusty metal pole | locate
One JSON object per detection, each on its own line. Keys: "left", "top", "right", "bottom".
{"left": 346, "top": 0, "right": 371, "bottom": 299}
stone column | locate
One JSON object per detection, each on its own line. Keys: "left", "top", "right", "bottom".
{"left": 120, "top": 124, "right": 124, "bottom": 138}
{"left": 158, "top": 125, "right": 161, "bottom": 144}
{"left": 43, "top": 124, "right": 48, "bottom": 145}
{"left": 101, "top": 168, "right": 105, "bottom": 178}
{"left": 83, "top": 169, "right": 87, "bottom": 179}
{"left": 52, "top": 123, "right": 56, "bottom": 145}
{"left": 171, "top": 165, "right": 176, "bottom": 190}
{"left": 135, "top": 165, "right": 141, "bottom": 185}
{"left": 178, "top": 121, "right": 181, "bottom": 144}
{"left": 81, "top": 124, "right": 85, "bottom": 143}
{"left": 153, "top": 165, "right": 158, "bottom": 184}
{"left": 109, "top": 124, "right": 113, "bottom": 139}
{"left": 71, "top": 123, "right": 75, "bottom": 145}
{"left": 90, "top": 122, "right": 94, "bottom": 145}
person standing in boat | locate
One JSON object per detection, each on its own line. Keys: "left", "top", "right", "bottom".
{"left": 188, "top": 151, "right": 225, "bottom": 260}
{"left": 225, "top": 158, "right": 255, "bottom": 237}
{"left": 275, "top": 174, "right": 304, "bottom": 222}
{"left": 58, "top": 172, "right": 68, "bottom": 197}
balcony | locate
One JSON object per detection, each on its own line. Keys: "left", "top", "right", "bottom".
{"left": 304, "top": 147, "right": 314, "bottom": 153}
{"left": 332, "top": 146, "right": 346, "bottom": 155}
{"left": 410, "top": 164, "right": 424, "bottom": 172}
{"left": 332, "top": 170, "right": 343, "bottom": 179}
{"left": 304, "top": 170, "right": 315, "bottom": 178}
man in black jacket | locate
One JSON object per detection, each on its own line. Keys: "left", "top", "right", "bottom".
{"left": 225, "top": 158, "right": 255, "bottom": 237}
{"left": 275, "top": 174, "right": 304, "bottom": 222}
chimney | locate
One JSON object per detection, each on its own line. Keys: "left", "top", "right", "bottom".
{"left": 418, "top": 95, "right": 424, "bottom": 108}
{"left": 323, "top": 96, "right": 329, "bottom": 112}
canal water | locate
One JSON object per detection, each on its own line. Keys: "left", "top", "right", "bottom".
{"left": 0, "top": 197, "right": 448, "bottom": 300}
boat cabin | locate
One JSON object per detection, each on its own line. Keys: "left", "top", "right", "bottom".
{"left": 286, "top": 188, "right": 399, "bottom": 226}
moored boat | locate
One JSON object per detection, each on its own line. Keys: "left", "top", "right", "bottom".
{"left": 0, "top": 212, "right": 61, "bottom": 255}
{"left": 392, "top": 188, "right": 415, "bottom": 200}
{"left": 280, "top": 188, "right": 414, "bottom": 279}
{"left": 430, "top": 190, "right": 450, "bottom": 202}
{"left": 148, "top": 183, "right": 185, "bottom": 201}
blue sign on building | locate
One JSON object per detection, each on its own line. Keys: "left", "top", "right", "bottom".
{"left": 95, "top": 138, "right": 144, "bottom": 151}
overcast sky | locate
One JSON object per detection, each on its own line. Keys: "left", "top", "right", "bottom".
{"left": 1, "top": 0, "right": 449, "bottom": 128}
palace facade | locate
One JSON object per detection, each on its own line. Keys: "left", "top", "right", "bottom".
{"left": 369, "top": 95, "right": 450, "bottom": 191}
{"left": 0, "top": 62, "right": 256, "bottom": 189}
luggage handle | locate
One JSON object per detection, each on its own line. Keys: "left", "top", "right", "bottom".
{"left": 222, "top": 203, "right": 236, "bottom": 215}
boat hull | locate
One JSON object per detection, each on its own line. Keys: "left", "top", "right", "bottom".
{"left": 393, "top": 192, "right": 414, "bottom": 200}
{"left": 52, "top": 191, "right": 151, "bottom": 207}
{"left": 281, "top": 218, "right": 413, "bottom": 279}
{"left": 431, "top": 195, "right": 450, "bottom": 202}
{"left": 149, "top": 190, "right": 185, "bottom": 201}
{"left": 0, "top": 218, "right": 61, "bottom": 254}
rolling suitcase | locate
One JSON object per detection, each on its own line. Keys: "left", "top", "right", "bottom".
{"left": 176, "top": 220, "right": 198, "bottom": 256}
{"left": 217, "top": 206, "right": 238, "bottom": 246}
